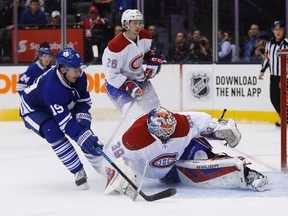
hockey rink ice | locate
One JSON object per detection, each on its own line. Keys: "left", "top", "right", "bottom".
{"left": 1, "top": 119, "right": 288, "bottom": 216}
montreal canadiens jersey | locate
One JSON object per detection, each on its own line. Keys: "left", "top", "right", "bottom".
{"left": 20, "top": 67, "right": 92, "bottom": 141}
{"left": 102, "top": 29, "right": 152, "bottom": 88}
{"left": 16, "top": 60, "right": 52, "bottom": 95}
{"left": 107, "top": 112, "right": 212, "bottom": 179}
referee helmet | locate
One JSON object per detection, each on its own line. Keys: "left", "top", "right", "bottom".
{"left": 272, "top": 20, "right": 285, "bottom": 29}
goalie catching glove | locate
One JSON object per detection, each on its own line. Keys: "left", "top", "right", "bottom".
{"left": 201, "top": 118, "right": 242, "bottom": 148}
{"left": 144, "top": 53, "right": 163, "bottom": 79}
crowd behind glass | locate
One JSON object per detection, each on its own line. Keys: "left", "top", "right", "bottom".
{"left": 0, "top": 0, "right": 285, "bottom": 64}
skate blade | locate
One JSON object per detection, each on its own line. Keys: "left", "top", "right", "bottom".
{"left": 78, "top": 182, "right": 89, "bottom": 190}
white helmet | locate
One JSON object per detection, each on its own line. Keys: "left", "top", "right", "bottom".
{"left": 121, "top": 9, "right": 143, "bottom": 30}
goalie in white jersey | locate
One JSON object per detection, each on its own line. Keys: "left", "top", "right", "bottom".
{"left": 90, "top": 107, "right": 271, "bottom": 195}
{"left": 102, "top": 9, "right": 163, "bottom": 113}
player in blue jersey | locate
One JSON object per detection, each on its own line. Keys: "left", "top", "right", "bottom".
{"left": 17, "top": 47, "right": 53, "bottom": 95}
{"left": 19, "top": 48, "right": 103, "bottom": 189}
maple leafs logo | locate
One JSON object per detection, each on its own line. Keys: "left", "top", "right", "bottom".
{"left": 63, "top": 51, "right": 70, "bottom": 57}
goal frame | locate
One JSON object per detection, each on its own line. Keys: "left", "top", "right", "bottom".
{"left": 280, "top": 49, "right": 288, "bottom": 173}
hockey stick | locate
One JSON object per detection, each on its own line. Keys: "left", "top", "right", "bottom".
{"left": 105, "top": 76, "right": 150, "bottom": 147}
{"left": 96, "top": 147, "right": 177, "bottom": 202}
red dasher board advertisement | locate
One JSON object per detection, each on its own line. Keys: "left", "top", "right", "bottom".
{"left": 12, "top": 28, "right": 84, "bottom": 62}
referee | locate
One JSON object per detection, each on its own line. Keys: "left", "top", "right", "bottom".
{"left": 259, "top": 20, "right": 288, "bottom": 126}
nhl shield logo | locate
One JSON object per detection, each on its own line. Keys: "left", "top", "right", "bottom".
{"left": 191, "top": 74, "right": 209, "bottom": 98}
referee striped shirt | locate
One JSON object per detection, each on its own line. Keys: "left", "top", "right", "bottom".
{"left": 261, "top": 37, "right": 288, "bottom": 76}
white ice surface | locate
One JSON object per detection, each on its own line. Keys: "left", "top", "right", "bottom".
{"left": 0, "top": 120, "right": 288, "bottom": 216}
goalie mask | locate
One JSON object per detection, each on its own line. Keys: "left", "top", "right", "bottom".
{"left": 147, "top": 107, "right": 177, "bottom": 142}
{"left": 56, "top": 48, "right": 82, "bottom": 72}
{"left": 121, "top": 9, "right": 143, "bottom": 30}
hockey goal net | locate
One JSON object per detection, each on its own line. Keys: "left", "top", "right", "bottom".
{"left": 280, "top": 49, "right": 288, "bottom": 173}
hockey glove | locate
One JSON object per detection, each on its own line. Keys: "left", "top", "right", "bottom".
{"left": 77, "top": 130, "right": 103, "bottom": 156}
{"left": 76, "top": 112, "right": 92, "bottom": 129}
{"left": 123, "top": 80, "right": 143, "bottom": 100}
{"left": 144, "top": 53, "right": 163, "bottom": 78}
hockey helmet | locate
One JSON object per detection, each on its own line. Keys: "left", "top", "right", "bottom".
{"left": 121, "top": 9, "right": 143, "bottom": 30}
{"left": 38, "top": 47, "right": 52, "bottom": 57}
{"left": 147, "top": 107, "right": 177, "bottom": 142}
{"left": 272, "top": 20, "right": 285, "bottom": 29}
{"left": 56, "top": 48, "right": 82, "bottom": 71}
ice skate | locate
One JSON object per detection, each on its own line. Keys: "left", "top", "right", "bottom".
{"left": 74, "top": 168, "right": 89, "bottom": 190}
{"left": 245, "top": 169, "right": 272, "bottom": 192}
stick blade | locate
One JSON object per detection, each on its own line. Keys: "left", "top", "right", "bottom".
{"left": 140, "top": 188, "right": 177, "bottom": 202}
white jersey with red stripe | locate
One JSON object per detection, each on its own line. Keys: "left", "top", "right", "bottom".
{"left": 106, "top": 112, "right": 212, "bottom": 179}
{"left": 102, "top": 29, "right": 152, "bottom": 89}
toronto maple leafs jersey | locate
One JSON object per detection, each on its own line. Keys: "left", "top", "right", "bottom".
{"left": 20, "top": 67, "right": 92, "bottom": 141}
{"left": 16, "top": 60, "right": 52, "bottom": 95}
{"left": 106, "top": 112, "right": 212, "bottom": 179}
{"left": 102, "top": 29, "right": 152, "bottom": 88}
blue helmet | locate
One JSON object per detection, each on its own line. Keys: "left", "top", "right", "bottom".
{"left": 147, "top": 107, "right": 177, "bottom": 142}
{"left": 56, "top": 48, "right": 82, "bottom": 70}
{"left": 38, "top": 47, "right": 52, "bottom": 57}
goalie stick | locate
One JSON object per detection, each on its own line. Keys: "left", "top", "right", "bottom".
{"left": 96, "top": 147, "right": 177, "bottom": 202}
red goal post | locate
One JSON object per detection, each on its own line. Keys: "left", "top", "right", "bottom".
{"left": 279, "top": 49, "right": 288, "bottom": 173}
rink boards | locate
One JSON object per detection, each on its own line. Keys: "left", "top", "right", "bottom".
{"left": 0, "top": 64, "right": 278, "bottom": 122}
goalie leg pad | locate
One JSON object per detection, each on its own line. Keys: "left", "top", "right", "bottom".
{"left": 176, "top": 156, "right": 248, "bottom": 189}
{"left": 103, "top": 157, "right": 136, "bottom": 195}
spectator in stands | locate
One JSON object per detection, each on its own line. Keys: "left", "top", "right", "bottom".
{"left": 114, "top": 24, "right": 123, "bottom": 36}
{"left": 191, "top": 28, "right": 201, "bottom": 40}
{"left": 243, "top": 23, "right": 270, "bottom": 62}
{"left": 218, "top": 29, "right": 232, "bottom": 62}
{"left": 80, "top": 5, "right": 109, "bottom": 62}
{"left": 0, "top": 0, "right": 24, "bottom": 62}
{"left": 224, "top": 30, "right": 238, "bottom": 62}
{"left": 50, "top": 10, "right": 60, "bottom": 25}
{"left": 148, "top": 25, "right": 164, "bottom": 55}
{"left": 24, "top": 0, "right": 45, "bottom": 12}
{"left": 166, "top": 32, "right": 190, "bottom": 63}
{"left": 20, "top": 0, "right": 47, "bottom": 28}
{"left": 243, "top": 23, "right": 260, "bottom": 62}
{"left": 253, "top": 39, "right": 267, "bottom": 62}
{"left": 186, "top": 28, "right": 202, "bottom": 47}
{"left": 188, "top": 35, "right": 212, "bottom": 63}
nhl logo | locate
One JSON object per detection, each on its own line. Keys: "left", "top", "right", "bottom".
{"left": 191, "top": 74, "right": 209, "bottom": 98}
